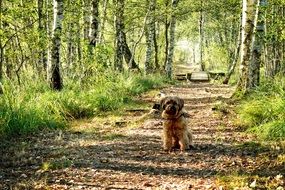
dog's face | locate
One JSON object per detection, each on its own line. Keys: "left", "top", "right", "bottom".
{"left": 160, "top": 96, "right": 184, "bottom": 116}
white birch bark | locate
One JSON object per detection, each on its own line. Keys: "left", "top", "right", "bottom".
{"left": 50, "top": 0, "right": 63, "bottom": 90}
{"left": 144, "top": 0, "right": 155, "bottom": 74}
{"left": 0, "top": 0, "right": 3, "bottom": 87}
{"left": 114, "top": 0, "right": 124, "bottom": 71}
{"left": 236, "top": 0, "right": 257, "bottom": 93}
{"left": 98, "top": 0, "right": 108, "bottom": 44}
{"left": 165, "top": 0, "right": 179, "bottom": 78}
{"left": 89, "top": 0, "right": 99, "bottom": 49}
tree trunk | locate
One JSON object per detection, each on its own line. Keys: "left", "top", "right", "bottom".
{"left": 83, "top": 0, "right": 91, "bottom": 41}
{"left": 38, "top": 0, "right": 48, "bottom": 76}
{"left": 236, "top": 0, "right": 257, "bottom": 94}
{"left": 0, "top": 0, "right": 3, "bottom": 91}
{"left": 165, "top": 0, "right": 179, "bottom": 78}
{"left": 66, "top": 16, "right": 74, "bottom": 72}
{"left": 98, "top": 0, "right": 108, "bottom": 44}
{"left": 163, "top": 0, "right": 170, "bottom": 69}
{"left": 249, "top": 0, "right": 266, "bottom": 88}
{"left": 144, "top": 0, "right": 156, "bottom": 74}
{"left": 199, "top": 0, "right": 205, "bottom": 71}
{"left": 50, "top": 0, "right": 63, "bottom": 90}
{"left": 153, "top": 22, "right": 159, "bottom": 70}
{"left": 123, "top": 31, "right": 139, "bottom": 70}
{"left": 89, "top": 0, "right": 99, "bottom": 50}
{"left": 223, "top": 17, "right": 242, "bottom": 84}
{"left": 114, "top": 0, "right": 124, "bottom": 71}
{"left": 114, "top": 0, "right": 139, "bottom": 71}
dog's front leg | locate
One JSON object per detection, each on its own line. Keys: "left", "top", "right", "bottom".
{"left": 178, "top": 133, "right": 189, "bottom": 151}
{"left": 163, "top": 127, "right": 172, "bottom": 151}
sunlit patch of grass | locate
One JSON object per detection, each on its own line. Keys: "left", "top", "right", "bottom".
{"left": 215, "top": 174, "right": 249, "bottom": 189}
{"left": 277, "top": 154, "right": 285, "bottom": 164}
{"left": 216, "top": 174, "right": 285, "bottom": 190}
{"left": 41, "top": 158, "right": 73, "bottom": 171}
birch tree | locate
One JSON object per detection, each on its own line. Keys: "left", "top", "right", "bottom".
{"left": 145, "top": 0, "right": 156, "bottom": 74}
{"left": 249, "top": 0, "right": 266, "bottom": 88}
{"left": 199, "top": 0, "right": 205, "bottom": 71}
{"left": 98, "top": 0, "right": 108, "bottom": 44}
{"left": 50, "top": 0, "right": 63, "bottom": 90}
{"left": 164, "top": 0, "right": 170, "bottom": 69}
{"left": 38, "top": 0, "right": 48, "bottom": 75}
{"left": 165, "top": 0, "right": 179, "bottom": 78}
{"left": 114, "top": 0, "right": 139, "bottom": 71}
{"left": 83, "top": 0, "right": 91, "bottom": 41}
{"left": 236, "top": 0, "right": 257, "bottom": 93}
{"left": 89, "top": 0, "right": 99, "bottom": 50}
{"left": 0, "top": 0, "right": 3, "bottom": 90}
{"left": 114, "top": 0, "right": 124, "bottom": 71}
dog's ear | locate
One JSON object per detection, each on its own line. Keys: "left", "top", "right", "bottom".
{"left": 177, "top": 97, "right": 184, "bottom": 110}
{"left": 152, "top": 103, "right": 161, "bottom": 110}
{"left": 160, "top": 97, "right": 168, "bottom": 110}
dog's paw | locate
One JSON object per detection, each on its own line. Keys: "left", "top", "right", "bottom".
{"left": 188, "top": 145, "right": 196, "bottom": 150}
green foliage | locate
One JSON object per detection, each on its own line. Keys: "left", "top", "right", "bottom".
{"left": 237, "top": 77, "right": 285, "bottom": 140}
{"left": 0, "top": 73, "right": 169, "bottom": 138}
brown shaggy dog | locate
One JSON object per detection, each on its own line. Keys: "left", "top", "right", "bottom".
{"left": 160, "top": 96, "right": 193, "bottom": 151}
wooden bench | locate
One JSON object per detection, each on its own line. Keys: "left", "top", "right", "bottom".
{"left": 189, "top": 71, "right": 210, "bottom": 82}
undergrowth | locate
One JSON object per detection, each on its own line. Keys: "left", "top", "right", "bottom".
{"left": 236, "top": 77, "right": 285, "bottom": 140}
{"left": 0, "top": 73, "right": 170, "bottom": 138}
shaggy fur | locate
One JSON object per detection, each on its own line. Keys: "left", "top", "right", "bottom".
{"left": 160, "top": 96, "right": 193, "bottom": 151}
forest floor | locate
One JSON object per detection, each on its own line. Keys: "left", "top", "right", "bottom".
{"left": 1, "top": 82, "right": 284, "bottom": 189}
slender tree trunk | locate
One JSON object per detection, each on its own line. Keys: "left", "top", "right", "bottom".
{"left": 165, "top": 0, "right": 179, "bottom": 78}
{"left": 114, "top": 0, "right": 139, "bottom": 71}
{"left": 236, "top": 0, "right": 257, "bottom": 94}
{"left": 114, "top": 0, "right": 124, "bottom": 71}
{"left": 38, "top": 0, "right": 47, "bottom": 76}
{"left": 123, "top": 31, "right": 139, "bottom": 70}
{"left": 199, "top": 0, "right": 205, "bottom": 71}
{"left": 76, "top": 16, "right": 82, "bottom": 75}
{"left": 98, "top": 0, "right": 108, "bottom": 44}
{"left": 129, "top": 11, "right": 149, "bottom": 72}
{"left": 145, "top": 0, "right": 155, "bottom": 74}
{"left": 153, "top": 22, "right": 159, "bottom": 70}
{"left": 89, "top": 0, "right": 99, "bottom": 50}
{"left": 164, "top": 0, "right": 170, "bottom": 69}
{"left": 0, "top": 0, "right": 3, "bottom": 91}
{"left": 223, "top": 17, "right": 242, "bottom": 84}
{"left": 66, "top": 1, "right": 74, "bottom": 72}
{"left": 249, "top": 0, "right": 266, "bottom": 88}
{"left": 46, "top": 0, "right": 52, "bottom": 80}
{"left": 83, "top": 0, "right": 91, "bottom": 41}
{"left": 50, "top": 0, "right": 63, "bottom": 90}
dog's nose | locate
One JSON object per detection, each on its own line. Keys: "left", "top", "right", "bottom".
{"left": 170, "top": 106, "right": 176, "bottom": 112}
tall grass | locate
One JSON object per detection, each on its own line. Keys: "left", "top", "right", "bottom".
{"left": 237, "top": 77, "right": 285, "bottom": 140}
{"left": 0, "top": 73, "right": 170, "bottom": 137}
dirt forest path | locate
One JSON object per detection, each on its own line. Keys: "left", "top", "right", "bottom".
{"left": 1, "top": 83, "right": 284, "bottom": 189}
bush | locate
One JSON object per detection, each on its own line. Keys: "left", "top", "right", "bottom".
{"left": 0, "top": 73, "right": 169, "bottom": 137}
